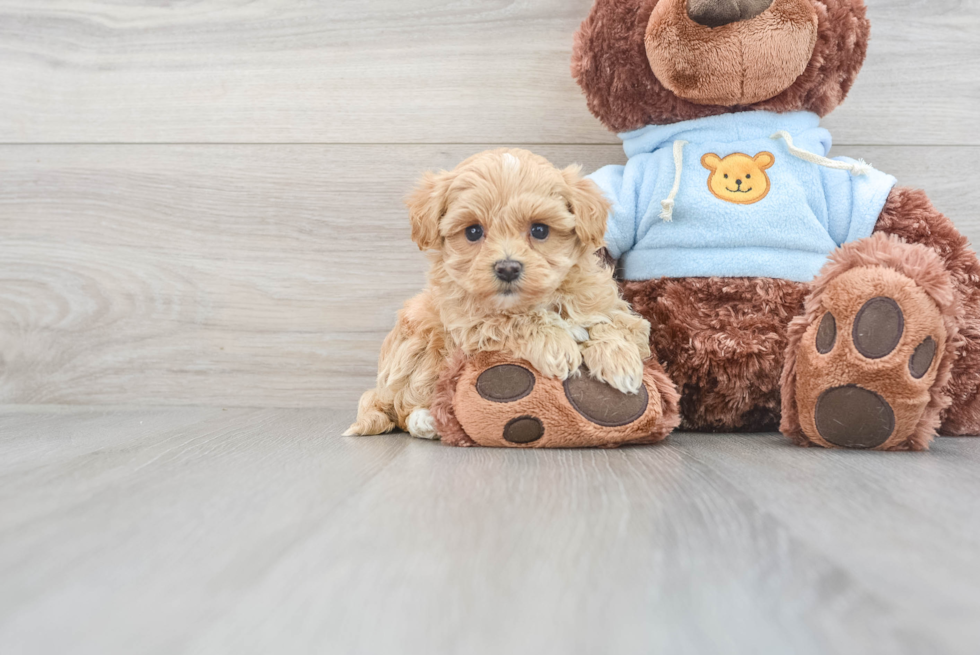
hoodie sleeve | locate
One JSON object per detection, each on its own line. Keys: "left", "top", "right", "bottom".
{"left": 821, "top": 159, "right": 898, "bottom": 246}
{"left": 587, "top": 164, "right": 638, "bottom": 260}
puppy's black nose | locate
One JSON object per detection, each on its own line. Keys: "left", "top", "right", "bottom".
{"left": 494, "top": 259, "right": 523, "bottom": 283}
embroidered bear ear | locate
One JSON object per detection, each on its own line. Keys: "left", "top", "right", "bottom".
{"left": 701, "top": 153, "right": 721, "bottom": 171}
{"left": 754, "top": 151, "right": 776, "bottom": 170}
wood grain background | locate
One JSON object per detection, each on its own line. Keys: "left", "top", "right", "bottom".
{"left": 1, "top": 0, "right": 978, "bottom": 408}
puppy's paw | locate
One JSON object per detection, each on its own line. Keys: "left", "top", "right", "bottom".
{"left": 524, "top": 329, "right": 584, "bottom": 381}
{"left": 568, "top": 324, "right": 590, "bottom": 343}
{"left": 581, "top": 337, "right": 645, "bottom": 395}
{"left": 407, "top": 408, "right": 441, "bottom": 440}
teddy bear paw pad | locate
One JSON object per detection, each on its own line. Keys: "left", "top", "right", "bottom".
{"left": 435, "top": 352, "right": 680, "bottom": 448}
{"left": 476, "top": 365, "right": 535, "bottom": 403}
{"left": 503, "top": 416, "right": 545, "bottom": 444}
{"left": 814, "top": 385, "right": 895, "bottom": 449}
{"left": 564, "top": 373, "right": 649, "bottom": 427}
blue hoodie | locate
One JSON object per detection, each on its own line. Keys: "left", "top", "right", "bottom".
{"left": 587, "top": 111, "right": 897, "bottom": 282}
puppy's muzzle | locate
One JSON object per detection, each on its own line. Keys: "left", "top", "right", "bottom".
{"left": 494, "top": 259, "right": 523, "bottom": 283}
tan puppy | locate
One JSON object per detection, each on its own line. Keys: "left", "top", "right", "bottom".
{"left": 345, "top": 149, "right": 651, "bottom": 440}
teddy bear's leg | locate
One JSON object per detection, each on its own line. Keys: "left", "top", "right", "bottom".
{"left": 620, "top": 277, "right": 808, "bottom": 431}
{"left": 873, "top": 187, "right": 980, "bottom": 436}
{"left": 430, "top": 351, "right": 680, "bottom": 448}
{"left": 781, "top": 231, "right": 960, "bottom": 450}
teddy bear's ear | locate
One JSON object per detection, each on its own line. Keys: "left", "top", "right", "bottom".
{"left": 405, "top": 170, "right": 454, "bottom": 251}
{"left": 701, "top": 153, "right": 721, "bottom": 171}
{"left": 754, "top": 152, "right": 776, "bottom": 170}
{"left": 562, "top": 165, "right": 611, "bottom": 253}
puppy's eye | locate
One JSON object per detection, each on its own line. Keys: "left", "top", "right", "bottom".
{"left": 464, "top": 225, "right": 484, "bottom": 242}
{"left": 530, "top": 224, "right": 549, "bottom": 240}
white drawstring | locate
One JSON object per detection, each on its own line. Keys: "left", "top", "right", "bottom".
{"left": 660, "top": 139, "right": 688, "bottom": 221}
{"left": 771, "top": 130, "right": 872, "bottom": 176}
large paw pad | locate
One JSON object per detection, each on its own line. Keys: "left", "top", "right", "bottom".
{"left": 795, "top": 266, "right": 947, "bottom": 450}
{"left": 435, "top": 352, "right": 680, "bottom": 448}
{"left": 814, "top": 385, "right": 895, "bottom": 449}
{"left": 564, "top": 375, "right": 649, "bottom": 427}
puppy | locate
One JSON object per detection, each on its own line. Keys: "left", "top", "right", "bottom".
{"left": 345, "top": 149, "right": 651, "bottom": 440}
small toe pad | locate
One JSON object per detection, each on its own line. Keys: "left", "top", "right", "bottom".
{"left": 476, "top": 364, "right": 535, "bottom": 402}
{"left": 815, "top": 312, "right": 836, "bottom": 354}
{"left": 503, "top": 416, "right": 544, "bottom": 443}
{"left": 909, "top": 337, "right": 937, "bottom": 379}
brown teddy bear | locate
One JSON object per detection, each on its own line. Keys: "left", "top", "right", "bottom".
{"left": 434, "top": 0, "right": 980, "bottom": 450}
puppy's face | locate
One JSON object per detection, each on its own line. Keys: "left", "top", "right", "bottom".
{"left": 407, "top": 150, "right": 610, "bottom": 311}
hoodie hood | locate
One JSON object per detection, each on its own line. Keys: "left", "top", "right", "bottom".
{"left": 619, "top": 111, "right": 830, "bottom": 159}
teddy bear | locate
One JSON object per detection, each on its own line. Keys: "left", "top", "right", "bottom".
{"left": 433, "top": 0, "right": 980, "bottom": 450}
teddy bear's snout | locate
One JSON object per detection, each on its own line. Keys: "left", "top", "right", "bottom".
{"left": 687, "top": 0, "right": 774, "bottom": 29}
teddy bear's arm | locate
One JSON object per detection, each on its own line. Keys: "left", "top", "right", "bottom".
{"left": 874, "top": 187, "right": 977, "bottom": 268}
{"left": 870, "top": 186, "right": 980, "bottom": 436}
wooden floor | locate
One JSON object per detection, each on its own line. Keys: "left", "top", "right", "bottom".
{"left": 2, "top": 407, "right": 979, "bottom": 655}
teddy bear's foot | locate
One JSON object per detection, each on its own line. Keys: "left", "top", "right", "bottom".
{"left": 782, "top": 234, "right": 958, "bottom": 450}
{"left": 430, "top": 352, "right": 680, "bottom": 448}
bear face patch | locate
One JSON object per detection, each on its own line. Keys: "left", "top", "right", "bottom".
{"left": 701, "top": 151, "right": 775, "bottom": 205}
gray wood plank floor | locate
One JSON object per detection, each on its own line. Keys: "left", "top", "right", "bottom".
{"left": 1, "top": 407, "right": 979, "bottom": 655}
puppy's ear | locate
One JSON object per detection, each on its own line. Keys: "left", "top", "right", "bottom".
{"left": 405, "top": 170, "right": 453, "bottom": 251}
{"left": 562, "top": 165, "right": 611, "bottom": 252}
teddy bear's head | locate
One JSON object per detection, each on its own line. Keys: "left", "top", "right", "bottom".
{"left": 572, "top": 0, "right": 870, "bottom": 132}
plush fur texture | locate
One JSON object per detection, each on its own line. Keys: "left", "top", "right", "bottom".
{"left": 346, "top": 149, "right": 652, "bottom": 439}
{"left": 572, "top": 0, "right": 869, "bottom": 131}
{"left": 645, "top": 0, "right": 818, "bottom": 106}
{"left": 569, "top": 0, "right": 980, "bottom": 447}
{"left": 429, "top": 350, "right": 479, "bottom": 447}
{"left": 874, "top": 188, "right": 980, "bottom": 436}
{"left": 620, "top": 276, "right": 808, "bottom": 431}
{"left": 780, "top": 232, "right": 960, "bottom": 450}
{"left": 618, "top": 188, "right": 980, "bottom": 443}
{"left": 431, "top": 352, "right": 679, "bottom": 448}
{"left": 431, "top": 351, "right": 681, "bottom": 448}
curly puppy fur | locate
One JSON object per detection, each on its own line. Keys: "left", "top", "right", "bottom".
{"left": 572, "top": 0, "right": 869, "bottom": 131}
{"left": 346, "top": 149, "right": 651, "bottom": 438}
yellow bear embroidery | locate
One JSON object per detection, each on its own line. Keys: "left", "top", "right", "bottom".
{"left": 701, "top": 151, "right": 775, "bottom": 205}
